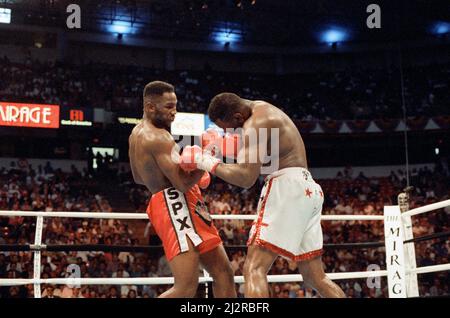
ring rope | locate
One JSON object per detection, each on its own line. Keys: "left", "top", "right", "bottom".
{"left": 0, "top": 210, "right": 384, "bottom": 221}
{"left": 403, "top": 230, "right": 450, "bottom": 244}
{"left": 401, "top": 199, "right": 450, "bottom": 218}
{"left": 2, "top": 229, "right": 448, "bottom": 252}
{"left": 0, "top": 270, "right": 389, "bottom": 286}
{"left": 0, "top": 264, "right": 449, "bottom": 287}
{"left": 0, "top": 241, "right": 386, "bottom": 252}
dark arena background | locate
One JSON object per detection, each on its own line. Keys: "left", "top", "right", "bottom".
{"left": 0, "top": 0, "right": 449, "bottom": 300}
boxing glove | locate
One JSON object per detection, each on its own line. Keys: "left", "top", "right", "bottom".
{"left": 179, "top": 145, "right": 202, "bottom": 172}
{"left": 201, "top": 128, "right": 222, "bottom": 156}
{"left": 197, "top": 171, "right": 211, "bottom": 189}
{"left": 180, "top": 145, "right": 221, "bottom": 174}
{"left": 221, "top": 133, "right": 240, "bottom": 158}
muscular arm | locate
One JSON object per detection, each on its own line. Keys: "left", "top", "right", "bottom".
{"left": 151, "top": 133, "right": 205, "bottom": 192}
{"left": 214, "top": 162, "right": 261, "bottom": 189}
{"left": 214, "top": 117, "right": 270, "bottom": 189}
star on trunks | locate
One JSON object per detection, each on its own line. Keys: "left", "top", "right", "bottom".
{"left": 305, "top": 188, "right": 312, "bottom": 198}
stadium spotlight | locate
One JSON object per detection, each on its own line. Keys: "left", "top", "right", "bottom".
{"left": 213, "top": 30, "right": 241, "bottom": 45}
{"left": 321, "top": 28, "right": 348, "bottom": 44}
{"left": 107, "top": 20, "right": 133, "bottom": 35}
{"left": 431, "top": 21, "right": 450, "bottom": 35}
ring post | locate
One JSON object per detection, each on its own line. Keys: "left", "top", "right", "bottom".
{"left": 383, "top": 206, "right": 407, "bottom": 297}
{"left": 398, "top": 190, "right": 419, "bottom": 297}
{"left": 33, "top": 216, "right": 44, "bottom": 298}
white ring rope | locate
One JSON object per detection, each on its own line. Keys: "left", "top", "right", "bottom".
{"left": 401, "top": 199, "right": 450, "bottom": 218}
{"left": 0, "top": 210, "right": 384, "bottom": 221}
{"left": 0, "top": 263, "right": 449, "bottom": 287}
{"left": 410, "top": 263, "right": 450, "bottom": 275}
{"left": 0, "top": 270, "right": 388, "bottom": 286}
{"left": 4, "top": 197, "right": 448, "bottom": 221}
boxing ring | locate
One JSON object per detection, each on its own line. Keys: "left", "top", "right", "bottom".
{"left": 0, "top": 199, "right": 449, "bottom": 298}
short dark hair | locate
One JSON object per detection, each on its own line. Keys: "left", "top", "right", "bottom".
{"left": 208, "top": 93, "right": 242, "bottom": 122}
{"left": 143, "top": 81, "right": 174, "bottom": 99}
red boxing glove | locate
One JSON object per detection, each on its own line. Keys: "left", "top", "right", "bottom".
{"left": 197, "top": 172, "right": 211, "bottom": 189}
{"left": 222, "top": 133, "right": 241, "bottom": 158}
{"left": 201, "top": 129, "right": 222, "bottom": 156}
{"left": 180, "top": 145, "right": 221, "bottom": 174}
{"left": 179, "top": 145, "right": 202, "bottom": 172}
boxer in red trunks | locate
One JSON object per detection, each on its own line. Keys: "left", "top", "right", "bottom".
{"left": 128, "top": 81, "right": 236, "bottom": 298}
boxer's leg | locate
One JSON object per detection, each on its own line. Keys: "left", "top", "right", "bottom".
{"left": 298, "top": 256, "right": 346, "bottom": 298}
{"left": 243, "top": 245, "right": 278, "bottom": 298}
{"left": 159, "top": 238, "right": 200, "bottom": 298}
{"left": 200, "top": 244, "right": 236, "bottom": 298}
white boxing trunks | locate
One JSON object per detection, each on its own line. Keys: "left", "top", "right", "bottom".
{"left": 248, "top": 167, "right": 324, "bottom": 261}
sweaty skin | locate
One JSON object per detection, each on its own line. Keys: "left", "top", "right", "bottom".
{"left": 129, "top": 120, "right": 203, "bottom": 194}
{"left": 214, "top": 100, "right": 308, "bottom": 188}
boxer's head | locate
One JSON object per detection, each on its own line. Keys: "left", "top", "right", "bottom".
{"left": 143, "top": 81, "right": 177, "bottom": 130}
{"left": 208, "top": 92, "right": 252, "bottom": 130}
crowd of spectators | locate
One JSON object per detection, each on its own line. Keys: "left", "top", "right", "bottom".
{"left": 1, "top": 158, "right": 448, "bottom": 298}
{"left": 1, "top": 56, "right": 449, "bottom": 120}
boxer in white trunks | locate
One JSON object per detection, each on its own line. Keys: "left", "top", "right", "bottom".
{"left": 186, "top": 92, "right": 345, "bottom": 298}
